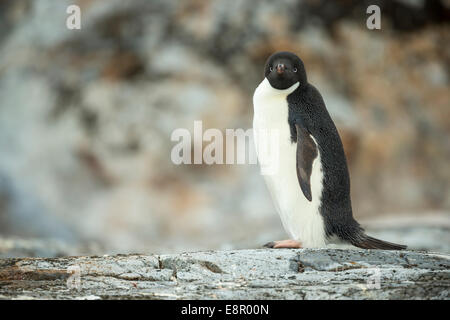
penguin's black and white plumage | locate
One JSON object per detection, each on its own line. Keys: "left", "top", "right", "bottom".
{"left": 253, "top": 51, "right": 406, "bottom": 250}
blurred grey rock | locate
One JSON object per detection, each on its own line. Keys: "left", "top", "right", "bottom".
{"left": 0, "top": 0, "right": 448, "bottom": 255}
{"left": 0, "top": 237, "right": 80, "bottom": 258}
{"left": 0, "top": 249, "right": 448, "bottom": 299}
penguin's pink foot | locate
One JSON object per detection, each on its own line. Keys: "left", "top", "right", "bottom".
{"left": 263, "top": 240, "right": 302, "bottom": 249}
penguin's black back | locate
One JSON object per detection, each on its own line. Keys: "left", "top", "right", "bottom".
{"left": 287, "top": 83, "right": 364, "bottom": 242}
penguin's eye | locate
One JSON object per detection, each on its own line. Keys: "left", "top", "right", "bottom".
{"left": 293, "top": 68, "right": 298, "bottom": 73}
{"left": 269, "top": 67, "right": 273, "bottom": 72}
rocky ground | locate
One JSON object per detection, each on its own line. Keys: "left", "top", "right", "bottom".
{"left": 0, "top": 0, "right": 448, "bottom": 255}
{"left": 1, "top": 215, "right": 448, "bottom": 299}
{"left": 0, "top": 248, "right": 448, "bottom": 300}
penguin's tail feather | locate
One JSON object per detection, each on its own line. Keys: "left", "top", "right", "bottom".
{"left": 351, "top": 234, "right": 407, "bottom": 250}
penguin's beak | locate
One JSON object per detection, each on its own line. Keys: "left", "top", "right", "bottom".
{"left": 276, "top": 64, "right": 285, "bottom": 74}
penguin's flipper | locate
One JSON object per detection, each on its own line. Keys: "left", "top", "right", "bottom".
{"left": 295, "top": 124, "right": 318, "bottom": 202}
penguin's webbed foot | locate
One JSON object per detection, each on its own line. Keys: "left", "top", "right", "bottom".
{"left": 263, "top": 239, "right": 302, "bottom": 249}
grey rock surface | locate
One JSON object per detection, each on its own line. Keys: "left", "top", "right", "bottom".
{"left": 0, "top": 249, "right": 448, "bottom": 299}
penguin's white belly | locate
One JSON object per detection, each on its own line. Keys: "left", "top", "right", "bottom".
{"left": 253, "top": 78, "right": 326, "bottom": 248}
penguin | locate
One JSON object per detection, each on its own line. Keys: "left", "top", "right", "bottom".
{"left": 253, "top": 51, "right": 406, "bottom": 250}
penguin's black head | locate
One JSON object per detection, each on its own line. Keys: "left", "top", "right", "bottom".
{"left": 264, "top": 51, "right": 307, "bottom": 90}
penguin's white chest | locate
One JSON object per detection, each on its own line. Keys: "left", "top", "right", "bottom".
{"left": 253, "top": 78, "right": 326, "bottom": 248}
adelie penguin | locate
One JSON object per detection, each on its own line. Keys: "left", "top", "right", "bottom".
{"left": 253, "top": 51, "right": 406, "bottom": 250}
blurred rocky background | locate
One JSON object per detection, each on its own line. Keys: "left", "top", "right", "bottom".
{"left": 0, "top": 0, "right": 449, "bottom": 257}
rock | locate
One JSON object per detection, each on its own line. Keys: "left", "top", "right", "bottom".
{"left": 0, "top": 249, "right": 448, "bottom": 299}
{"left": 0, "top": 236, "right": 102, "bottom": 259}
{"left": 0, "top": 0, "right": 448, "bottom": 254}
